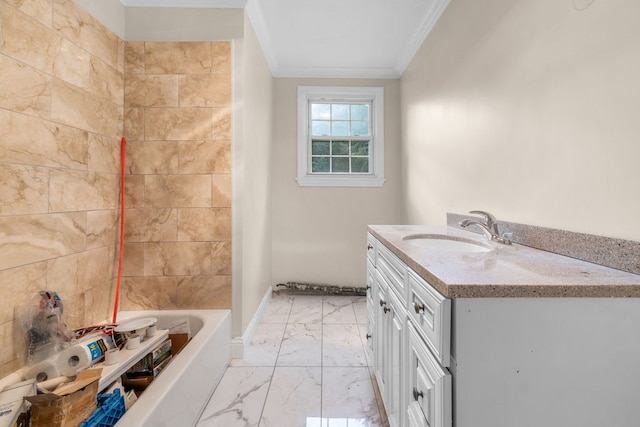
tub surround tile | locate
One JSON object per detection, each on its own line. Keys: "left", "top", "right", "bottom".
{"left": 54, "top": 38, "right": 92, "bottom": 90}
{"left": 144, "top": 241, "right": 213, "bottom": 276}
{"left": 86, "top": 209, "right": 118, "bottom": 249}
{"left": 176, "top": 275, "right": 232, "bottom": 309}
{"left": 212, "top": 174, "right": 232, "bottom": 207}
{"left": 123, "top": 174, "right": 144, "bottom": 208}
{"left": 124, "top": 108, "right": 145, "bottom": 141}
{"left": 177, "top": 208, "right": 231, "bottom": 242}
{"left": 197, "top": 367, "right": 272, "bottom": 427}
{"left": 49, "top": 169, "right": 118, "bottom": 212}
{"left": 0, "top": 323, "right": 15, "bottom": 366}
{"left": 0, "top": 263, "right": 47, "bottom": 324}
{"left": 178, "top": 74, "right": 231, "bottom": 107}
{"left": 144, "top": 41, "right": 213, "bottom": 75}
{"left": 1, "top": 3, "right": 60, "bottom": 74}
{"left": 53, "top": 0, "right": 119, "bottom": 69}
{"left": 144, "top": 108, "right": 212, "bottom": 141}
{"left": 5, "top": 0, "right": 52, "bottom": 27}
{"left": 0, "top": 164, "right": 49, "bottom": 215}
{"left": 144, "top": 175, "right": 212, "bottom": 208}
{"left": 211, "top": 107, "right": 232, "bottom": 140}
{"left": 77, "top": 247, "right": 114, "bottom": 291}
{"left": 0, "top": 55, "right": 52, "bottom": 117}
{"left": 88, "top": 134, "right": 120, "bottom": 174}
{"left": 0, "top": 109, "right": 89, "bottom": 169}
{"left": 125, "top": 208, "right": 178, "bottom": 242}
{"left": 179, "top": 140, "right": 231, "bottom": 174}
{"left": 260, "top": 367, "right": 322, "bottom": 427}
{"left": 211, "top": 241, "right": 232, "bottom": 275}
{"left": 125, "top": 74, "right": 179, "bottom": 108}
{"left": 0, "top": 213, "right": 86, "bottom": 270}
{"left": 89, "top": 56, "right": 124, "bottom": 106}
{"left": 210, "top": 42, "right": 231, "bottom": 74}
{"left": 124, "top": 42, "right": 145, "bottom": 75}
{"left": 122, "top": 243, "right": 144, "bottom": 276}
{"left": 121, "top": 276, "right": 178, "bottom": 311}
{"left": 126, "top": 141, "right": 179, "bottom": 175}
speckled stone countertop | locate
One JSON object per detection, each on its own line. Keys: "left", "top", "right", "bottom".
{"left": 368, "top": 225, "right": 640, "bottom": 298}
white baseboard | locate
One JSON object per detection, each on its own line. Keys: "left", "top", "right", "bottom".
{"left": 231, "top": 287, "right": 272, "bottom": 359}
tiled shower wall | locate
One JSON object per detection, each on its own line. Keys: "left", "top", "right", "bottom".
{"left": 0, "top": 1, "right": 232, "bottom": 378}
{"left": 120, "top": 41, "right": 232, "bottom": 311}
{"left": 0, "top": 0, "right": 124, "bottom": 376}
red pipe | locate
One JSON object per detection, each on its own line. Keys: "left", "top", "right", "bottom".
{"left": 112, "top": 137, "right": 126, "bottom": 324}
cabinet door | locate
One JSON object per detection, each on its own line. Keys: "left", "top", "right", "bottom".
{"left": 407, "top": 323, "right": 451, "bottom": 427}
{"left": 374, "top": 271, "right": 388, "bottom": 398}
{"left": 385, "top": 287, "right": 406, "bottom": 427}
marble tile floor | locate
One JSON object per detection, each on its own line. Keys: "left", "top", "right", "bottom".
{"left": 196, "top": 294, "right": 388, "bottom": 427}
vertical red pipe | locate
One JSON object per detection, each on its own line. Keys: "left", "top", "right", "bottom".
{"left": 112, "top": 137, "right": 126, "bottom": 324}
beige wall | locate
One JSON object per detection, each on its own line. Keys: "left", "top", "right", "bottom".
{"left": 271, "top": 78, "right": 402, "bottom": 287}
{"left": 121, "top": 41, "right": 232, "bottom": 311}
{"left": 236, "top": 14, "right": 274, "bottom": 334}
{"left": 0, "top": 0, "right": 123, "bottom": 376}
{"left": 401, "top": 0, "right": 640, "bottom": 241}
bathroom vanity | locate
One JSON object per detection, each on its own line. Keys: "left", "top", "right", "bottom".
{"left": 366, "top": 225, "right": 640, "bottom": 427}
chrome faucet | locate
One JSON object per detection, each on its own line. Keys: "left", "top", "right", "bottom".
{"left": 458, "top": 210, "right": 512, "bottom": 245}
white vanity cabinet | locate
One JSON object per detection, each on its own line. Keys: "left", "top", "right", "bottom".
{"left": 368, "top": 234, "right": 451, "bottom": 427}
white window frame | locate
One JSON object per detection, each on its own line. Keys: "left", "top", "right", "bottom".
{"left": 297, "top": 86, "right": 385, "bottom": 187}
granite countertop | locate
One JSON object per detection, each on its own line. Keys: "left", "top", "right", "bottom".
{"left": 368, "top": 225, "right": 640, "bottom": 298}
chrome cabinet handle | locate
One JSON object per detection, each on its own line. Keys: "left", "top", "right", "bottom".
{"left": 414, "top": 302, "right": 425, "bottom": 313}
{"left": 413, "top": 388, "right": 424, "bottom": 400}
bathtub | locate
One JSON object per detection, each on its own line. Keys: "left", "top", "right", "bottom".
{"left": 114, "top": 310, "right": 231, "bottom": 427}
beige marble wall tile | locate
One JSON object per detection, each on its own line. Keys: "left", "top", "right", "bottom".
{"left": 121, "top": 276, "right": 177, "bottom": 310}
{"left": 212, "top": 241, "right": 231, "bottom": 275}
{"left": 144, "top": 108, "right": 212, "bottom": 141}
{"left": 0, "top": 322, "right": 15, "bottom": 366}
{"left": 124, "top": 42, "right": 145, "bottom": 75}
{"left": 179, "top": 140, "right": 231, "bottom": 174}
{"left": 144, "top": 175, "right": 212, "bottom": 208}
{"left": 125, "top": 75, "right": 178, "bottom": 108}
{"left": 123, "top": 243, "right": 144, "bottom": 276}
{"left": 46, "top": 253, "right": 80, "bottom": 298}
{"left": 178, "top": 74, "right": 231, "bottom": 107}
{"left": 54, "top": 38, "right": 91, "bottom": 90}
{"left": 88, "top": 134, "right": 120, "bottom": 174}
{"left": 124, "top": 108, "right": 144, "bottom": 141}
{"left": 62, "top": 292, "right": 85, "bottom": 329}
{"left": 5, "top": 0, "right": 52, "bottom": 27}
{"left": 125, "top": 208, "right": 177, "bottom": 242}
{"left": 211, "top": 42, "right": 231, "bottom": 75}
{"left": 212, "top": 174, "right": 231, "bottom": 207}
{"left": 176, "top": 275, "right": 231, "bottom": 309}
{"left": 0, "top": 164, "right": 49, "bottom": 215}
{"left": 124, "top": 174, "right": 145, "bottom": 208}
{"left": 177, "top": 208, "right": 231, "bottom": 242}
{"left": 86, "top": 209, "right": 118, "bottom": 249}
{"left": 52, "top": 0, "right": 119, "bottom": 69}
{"left": 212, "top": 107, "right": 232, "bottom": 140}
{"left": 1, "top": 3, "right": 60, "bottom": 73}
{"left": 52, "top": 78, "right": 123, "bottom": 136}
{"left": 49, "top": 170, "right": 118, "bottom": 212}
{"left": 84, "top": 281, "right": 113, "bottom": 325}
{"left": 0, "top": 263, "right": 47, "bottom": 324}
{"left": 78, "top": 247, "right": 113, "bottom": 292}
{"left": 144, "top": 242, "right": 212, "bottom": 276}
{"left": 0, "top": 213, "right": 86, "bottom": 270}
{"left": 90, "top": 57, "right": 124, "bottom": 106}
{"left": 144, "top": 41, "right": 212, "bottom": 75}
{"left": 0, "top": 55, "right": 52, "bottom": 118}
{"left": 126, "top": 141, "right": 179, "bottom": 175}
{"left": 117, "top": 39, "right": 125, "bottom": 74}
{"left": 0, "top": 109, "right": 88, "bottom": 169}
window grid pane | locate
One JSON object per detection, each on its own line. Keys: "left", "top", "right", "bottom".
{"left": 310, "top": 138, "right": 370, "bottom": 174}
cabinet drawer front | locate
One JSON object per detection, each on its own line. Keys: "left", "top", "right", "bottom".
{"left": 377, "top": 244, "right": 407, "bottom": 303}
{"left": 366, "top": 259, "right": 376, "bottom": 307}
{"left": 408, "top": 270, "right": 451, "bottom": 367}
{"left": 407, "top": 323, "right": 451, "bottom": 427}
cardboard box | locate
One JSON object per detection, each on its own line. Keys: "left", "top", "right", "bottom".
{"left": 25, "top": 368, "right": 102, "bottom": 427}
{"left": 169, "top": 334, "right": 190, "bottom": 356}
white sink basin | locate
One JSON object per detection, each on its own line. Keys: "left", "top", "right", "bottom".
{"left": 402, "top": 234, "right": 492, "bottom": 253}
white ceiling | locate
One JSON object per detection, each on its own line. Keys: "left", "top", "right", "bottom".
{"left": 119, "top": 0, "right": 451, "bottom": 78}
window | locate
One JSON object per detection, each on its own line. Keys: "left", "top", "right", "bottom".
{"left": 297, "top": 86, "right": 385, "bottom": 187}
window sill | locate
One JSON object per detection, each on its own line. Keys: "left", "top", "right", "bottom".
{"left": 296, "top": 174, "right": 385, "bottom": 188}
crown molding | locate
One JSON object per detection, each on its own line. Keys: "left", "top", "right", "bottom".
{"left": 274, "top": 66, "right": 400, "bottom": 80}
{"left": 244, "top": 0, "right": 280, "bottom": 73}
{"left": 119, "top": 0, "right": 245, "bottom": 8}
{"left": 393, "top": 0, "right": 451, "bottom": 76}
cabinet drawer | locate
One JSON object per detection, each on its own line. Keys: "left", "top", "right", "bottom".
{"left": 408, "top": 270, "right": 451, "bottom": 367}
{"left": 366, "top": 259, "right": 375, "bottom": 307}
{"left": 407, "top": 323, "right": 451, "bottom": 427}
{"left": 367, "top": 233, "right": 377, "bottom": 265}
{"left": 377, "top": 244, "right": 407, "bottom": 303}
